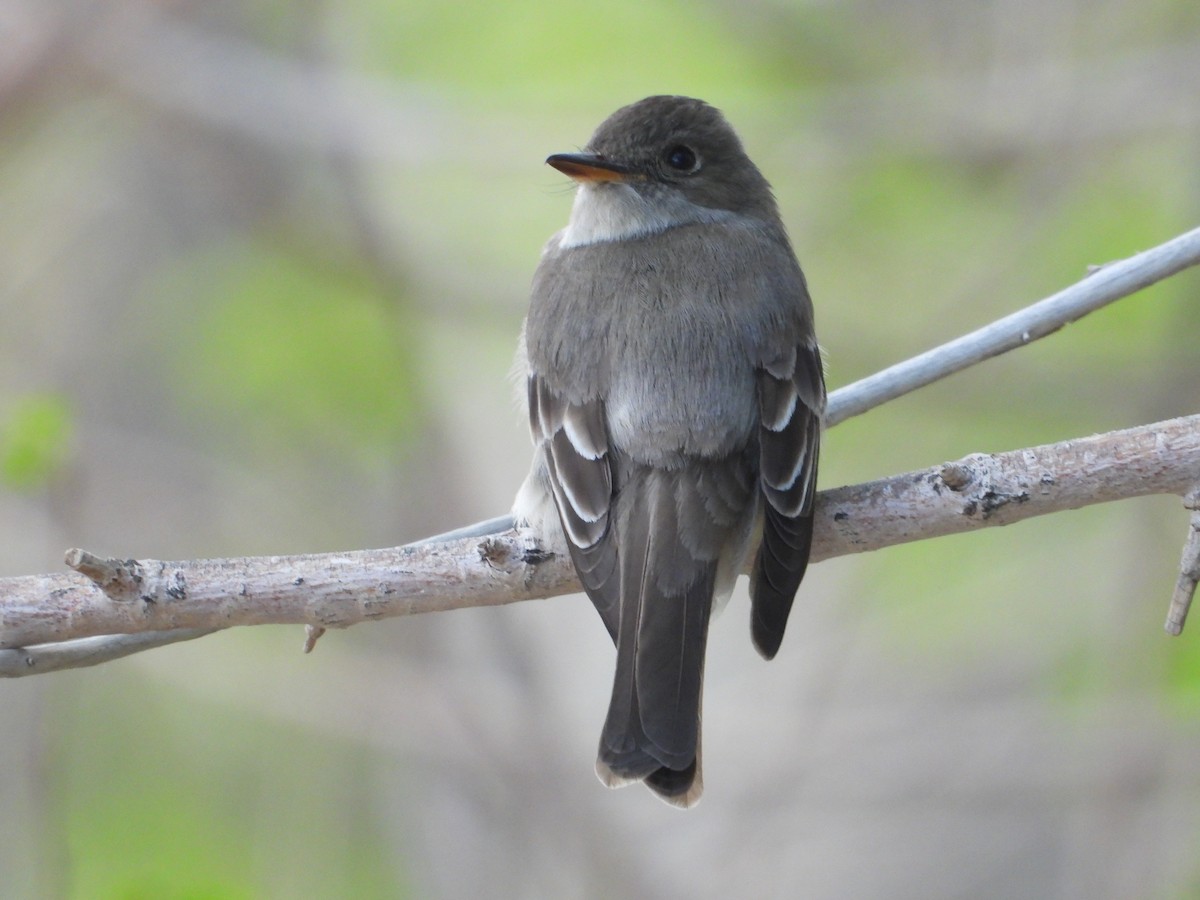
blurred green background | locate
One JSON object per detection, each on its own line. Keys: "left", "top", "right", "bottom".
{"left": 2, "top": 1, "right": 1199, "bottom": 897}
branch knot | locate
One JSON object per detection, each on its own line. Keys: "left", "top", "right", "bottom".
{"left": 64, "top": 549, "right": 147, "bottom": 602}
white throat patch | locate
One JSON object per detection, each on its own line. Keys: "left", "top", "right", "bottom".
{"left": 558, "top": 183, "right": 733, "bottom": 249}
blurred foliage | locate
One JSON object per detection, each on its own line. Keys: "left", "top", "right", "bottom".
{"left": 346, "top": 0, "right": 800, "bottom": 102}
{"left": 0, "top": 394, "right": 73, "bottom": 491}
{"left": 54, "top": 662, "right": 405, "bottom": 899}
{"left": 155, "top": 240, "right": 421, "bottom": 469}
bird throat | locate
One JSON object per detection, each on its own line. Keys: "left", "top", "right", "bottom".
{"left": 559, "top": 183, "right": 734, "bottom": 249}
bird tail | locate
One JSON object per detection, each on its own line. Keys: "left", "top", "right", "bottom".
{"left": 595, "top": 471, "right": 716, "bottom": 808}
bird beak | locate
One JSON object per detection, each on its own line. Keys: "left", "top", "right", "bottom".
{"left": 546, "top": 153, "right": 636, "bottom": 183}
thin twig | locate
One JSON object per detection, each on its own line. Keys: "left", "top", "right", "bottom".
{"left": 1166, "top": 488, "right": 1200, "bottom": 635}
{"left": 0, "top": 628, "right": 216, "bottom": 677}
{"left": 826, "top": 224, "right": 1200, "bottom": 425}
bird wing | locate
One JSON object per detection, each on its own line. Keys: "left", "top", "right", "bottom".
{"left": 750, "top": 341, "right": 826, "bottom": 659}
{"left": 527, "top": 373, "right": 620, "bottom": 639}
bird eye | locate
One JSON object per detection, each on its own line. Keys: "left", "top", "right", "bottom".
{"left": 664, "top": 145, "right": 699, "bottom": 173}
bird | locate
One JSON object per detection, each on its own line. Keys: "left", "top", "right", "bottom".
{"left": 512, "top": 95, "right": 824, "bottom": 807}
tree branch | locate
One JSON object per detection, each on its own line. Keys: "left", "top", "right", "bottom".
{"left": 0, "top": 628, "right": 216, "bottom": 678}
{"left": 826, "top": 223, "right": 1200, "bottom": 426}
{"left": 1, "top": 225, "right": 1199, "bottom": 674}
{"left": 0, "top": 414, "right": 1195, "bottom": 656}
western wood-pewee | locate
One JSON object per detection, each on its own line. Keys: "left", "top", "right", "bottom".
{"left": 513, "top": 95, "right": 824, "bottom": 807}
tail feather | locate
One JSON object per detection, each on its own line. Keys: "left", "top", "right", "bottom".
{"left": 595, "top": 469, "right": 716, "bottom": 806}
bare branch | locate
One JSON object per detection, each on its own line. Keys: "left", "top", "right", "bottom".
{"left": 815, "top": 416, "right": 1199, "bottom": 555}
{"left": 827, "top": 224, "right": 1200, "bottom": 425}
{"left": 1, "top": 415, "right": 1195, "bottom": 661}
{"left": 0, "top": 627, "right": 216, "bottom": 677}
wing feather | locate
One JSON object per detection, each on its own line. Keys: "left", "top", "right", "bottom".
{"left": 750, "top": 343, "right": 825, "bottom": 659}
{"left": 528, "top": 373, "right": 620, "bottom": 638}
